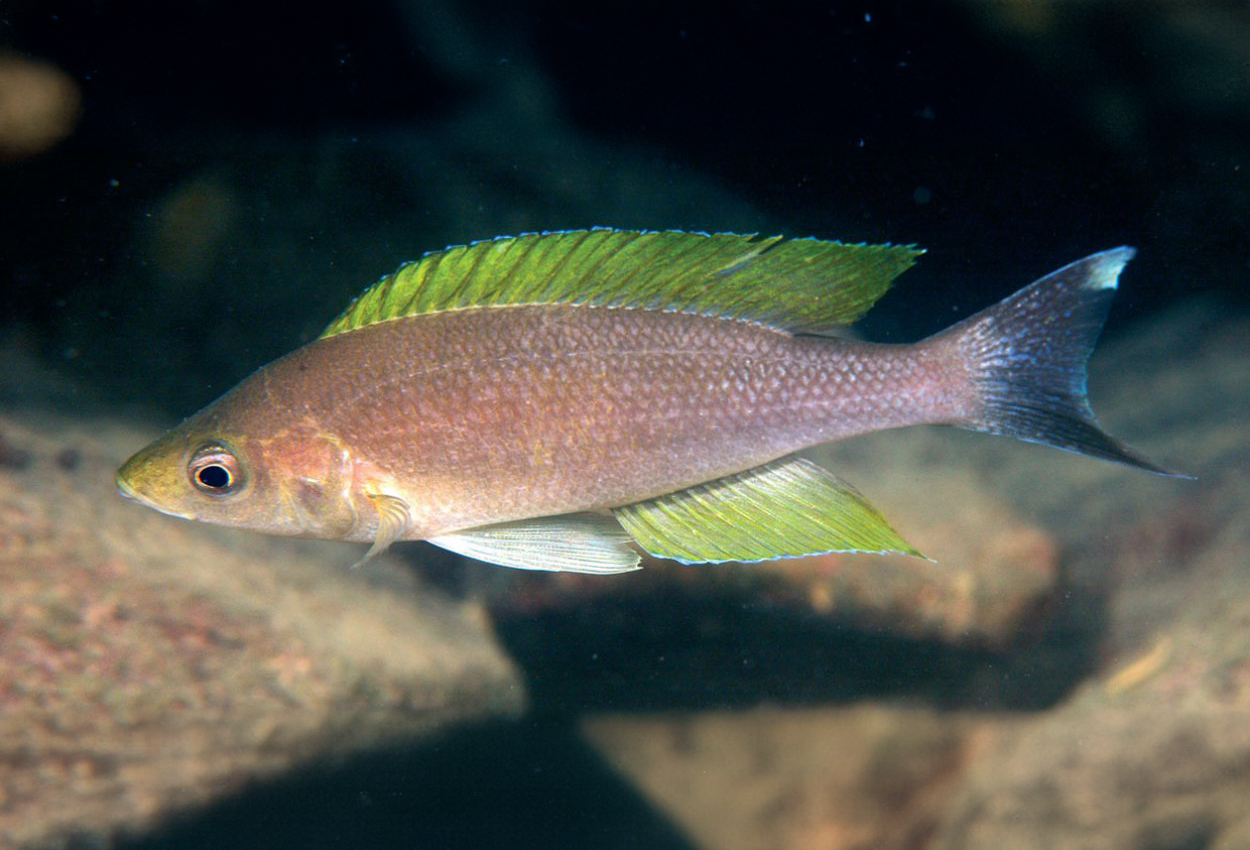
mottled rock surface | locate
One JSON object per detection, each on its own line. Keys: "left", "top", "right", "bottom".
{"left": 583, "top": 706, "right": 983, "bottom": 850}
{"left": 0, "top": 359, "right": 525, "bottom": 849}
{"left": 577, "top": 302, "right": 1250, "bottom": 850}
{"left": 926, "top": 303, "right": 1250, "bottom": 850}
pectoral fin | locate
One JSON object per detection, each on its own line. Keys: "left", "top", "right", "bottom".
{"left": 352, "top": 492, "right": 413, "bottom": 568}
{"left": 612, "top": 457, "right": 923, "bottom": 564}
{"left": 429, "top": 514, "right": 641, "bottom": 574}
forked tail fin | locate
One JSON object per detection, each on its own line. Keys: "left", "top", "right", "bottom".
{"left": 937, "top": 247, "right": 1183, "bottom": 476}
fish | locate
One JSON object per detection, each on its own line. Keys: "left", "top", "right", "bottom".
{"left": 116, "top": 229, "right": 1179, "bottom": 573}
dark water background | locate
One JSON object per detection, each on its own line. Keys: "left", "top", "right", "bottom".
{"left": 2, "top": 2, "right": 1248, "bottom": 848}
{"left": 5, "top": 1, "right": 1247, "bottom": 418}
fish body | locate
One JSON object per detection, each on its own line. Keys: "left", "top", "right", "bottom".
{"left": 117, "top": 230, "right": 1175, "bottom": 572}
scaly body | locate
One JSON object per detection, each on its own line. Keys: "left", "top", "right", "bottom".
{"left": 238, "top": 305, "right": 967, "bottom": 540}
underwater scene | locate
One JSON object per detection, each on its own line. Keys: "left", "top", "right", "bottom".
{"left": 2, "top": 2, "right": 1249, "bottom": 848}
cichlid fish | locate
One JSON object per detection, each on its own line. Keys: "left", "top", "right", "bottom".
{"left": 116, "top": 229, "right": 1177, "bottom": 573}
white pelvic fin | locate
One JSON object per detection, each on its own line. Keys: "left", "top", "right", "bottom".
{"left": 429, "top": 514, "right": 641, "bottom": 574}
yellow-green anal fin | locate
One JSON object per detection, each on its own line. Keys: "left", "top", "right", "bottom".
{"left": 612, "top": 457, "right": 923, "bottom": 564}
{"left": 429, "top": 514, "right": 641, "bottom": 574}
{"left": 321, "top": 229, "right": 923, "bottom": 338}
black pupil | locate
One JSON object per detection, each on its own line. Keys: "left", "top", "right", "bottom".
{"left": 197, "top": 464, "right": 231, "bottom": 489}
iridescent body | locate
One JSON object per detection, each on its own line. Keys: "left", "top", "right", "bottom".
{"left": 117, "top": 230, "right": 1175, "bottom": 573}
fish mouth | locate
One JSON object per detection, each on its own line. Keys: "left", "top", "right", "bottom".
{"left": 115, "top": 467, "right": 190, "bottom": 518}
{"left": 115, "top": 468, "right": 141, "bottom": 502}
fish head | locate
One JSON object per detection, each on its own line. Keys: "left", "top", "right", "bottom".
{"left": 116, "top": 413, "right": 362, "bottom": 541}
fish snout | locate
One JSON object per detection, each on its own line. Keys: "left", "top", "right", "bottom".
{"left": 115, "top": 449, "right": 194, "bottom": 519}
{"left": 115, "top": 467, "right": 140, "bottom": 501}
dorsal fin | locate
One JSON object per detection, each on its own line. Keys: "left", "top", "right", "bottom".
{"left": 320, "top": 229, "right": 922, "bottom": 338}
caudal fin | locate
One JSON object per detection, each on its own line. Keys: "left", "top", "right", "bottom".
{"left": 939, "top": 248, "right": 1183, "bottom": 476}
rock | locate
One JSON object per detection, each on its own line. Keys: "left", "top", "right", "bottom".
{"left": 577, "top": 302, "right": 1250, "bottom": 850}
{"left": 926, "top": 305, "right": 1250, "bottom": 850}
{"left": 0, "top": 387, "right": 525, "bottom": 849}
{"left": 931, "top": 513, "right": 1250, "bottom": 850}
{"left": 582, "top": 706, "right": 985, "bottom": 850}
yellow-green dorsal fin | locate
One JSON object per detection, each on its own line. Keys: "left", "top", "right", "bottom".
{"left": 612, "top": 457, "right": 924, "bottom": 564}
{"left": 320, "top": 229, "right": 923, "bottom": 338}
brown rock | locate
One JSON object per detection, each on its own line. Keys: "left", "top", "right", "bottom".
{"left": 0, "top": 404, "right": 525, "bottom": 849}
{"left": 580, "top": 302, "right": 1250, "bottom": 850}
{"left": 927, "top": 305, "right": 1250, "bottom": 850}
{"left": 582, "top": 706, "right": 987, "bottom": 850}
{"left": 932, "top": 527, "right": 1250, "bottom": 850}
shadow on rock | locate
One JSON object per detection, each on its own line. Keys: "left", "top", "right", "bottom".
{"left": 118, "top": 718, "right": 694, "bottom": 850}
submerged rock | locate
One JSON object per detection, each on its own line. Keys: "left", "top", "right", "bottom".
{"left": 927, "top": 304, "right": 1250, "bottom": 850}
{"left": 576, "top": 302, "right": 1250, "bottom": 850}
{"left": 582, "top": 705, "right": 982, "bottom": 850}
{"left": 0, "top": 386, "right": 525, "bottom": 849}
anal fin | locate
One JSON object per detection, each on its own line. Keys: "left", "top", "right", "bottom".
{"left": 430, "top": 514, "right": 641, "bottom": 574}
{"left": 613, "top": 457, "right": 922, "bottom": 564}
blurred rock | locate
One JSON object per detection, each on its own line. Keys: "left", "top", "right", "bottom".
{"left": 579, "top": 300, "right": 1250, "bottom": 850}
{"left": 583, "top": 706, "right": 982, "bottom": 850}
{"left": 926, "top": 302, "right": 1250, "bottom": 850}
{"left": 0, "top": 362, "right": 525, "bottom": 849}
{"left": 932, "top": 563, "right": 1250, "bottom": 850}
{"left": 0, "top": 53, "right": 81, "bottom": 160}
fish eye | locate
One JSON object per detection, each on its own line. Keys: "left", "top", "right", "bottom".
{"left": 188, "top": 444, "right": 245, "bottom": 496}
